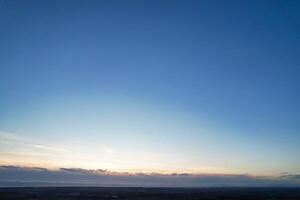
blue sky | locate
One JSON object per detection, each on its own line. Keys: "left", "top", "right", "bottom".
{"left": 0, "top": 0, "right": 300, "bottom": 178}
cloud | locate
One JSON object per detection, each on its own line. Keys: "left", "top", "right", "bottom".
{"left": 0, "top": 165, "right": 299, "bottom": 187}
{"left": 279, "top": 174, "right": 300, "bottom": 180}
{"left": 0, "top": 132, "right": 299, "bottom": 187}
{"left": 0, "top": 131, "right": 72, "bottom": 167}
{"left": 0, "top": 131, "right": 69, "bottom": 153}
{"left": 103, "top": 147, "right": 117, "bottom": 155}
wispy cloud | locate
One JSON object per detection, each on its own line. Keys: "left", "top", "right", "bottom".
{"left": 0, "top": 131, "right": 69, "bottom": 153}
{"left": 103, "top": 147, "right": 117, "bottom": 155}
{"left": 1, "top": 131, "right": 300, "bottom": 187}
{"left": 0, "top": 131, "right": 72, "bottom": 167}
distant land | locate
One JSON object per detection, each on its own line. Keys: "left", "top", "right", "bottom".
{"left": 1, "top": 187, "right": 300, "bottom": 200}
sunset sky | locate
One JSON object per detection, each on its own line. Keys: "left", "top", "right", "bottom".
{"left": 0, "top": 0, "right": 300, "bottom": 186}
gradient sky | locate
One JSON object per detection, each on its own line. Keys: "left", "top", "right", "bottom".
{"left": 0, "top": 0, "right": 300, "bottom": 177}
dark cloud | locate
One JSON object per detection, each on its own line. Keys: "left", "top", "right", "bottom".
{"left": 279, "top": 174, "right": 300, "bottom": 180}
{"left": 0, "top": 166, "right": 299, "bottom": 187}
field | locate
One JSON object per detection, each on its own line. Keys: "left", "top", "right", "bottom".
{"left": 0, "top": 187, "right": 300, "bottom": 200}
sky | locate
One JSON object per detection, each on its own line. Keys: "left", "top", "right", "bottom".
{"left": 0, "top": 0, "right": 300, "bottom": 186}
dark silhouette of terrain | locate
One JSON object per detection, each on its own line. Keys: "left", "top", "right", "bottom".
{"left": 0, "top": 187, "right": 300, "bottom": 200}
